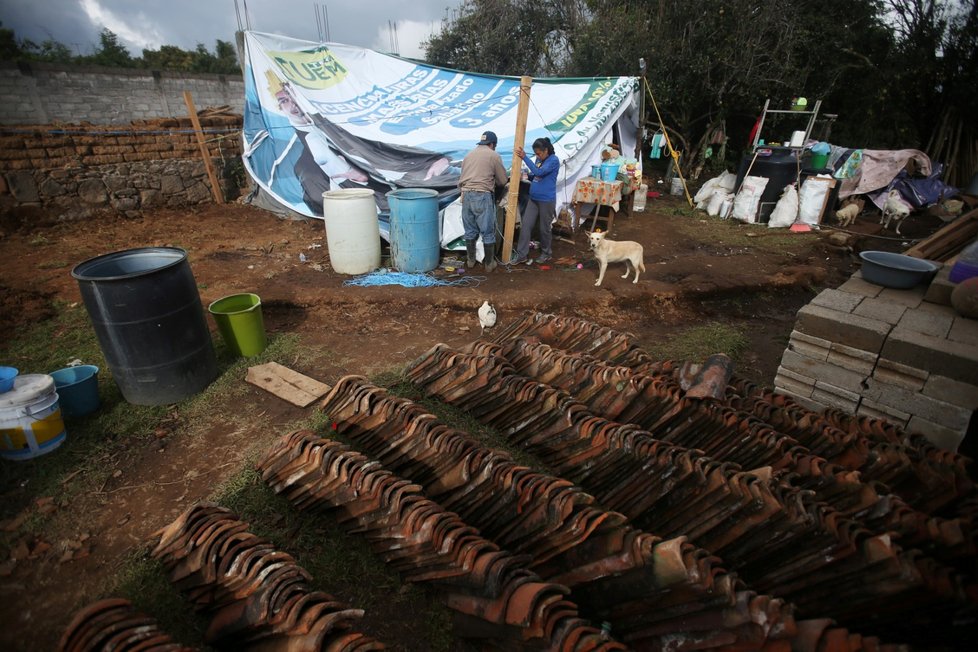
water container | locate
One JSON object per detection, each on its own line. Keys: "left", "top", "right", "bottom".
{"left": 600, "top": 163, "right": 620, "bottom": 182}
{"left": 950, "top": 240, "right": 978, "bottom": 283}
{"left": 50, "top": 365, "right": 100, "bottom": 418}
{"left": 322, "top": 189, "right": 381, "bottom": 274}
{"left": 72, "top": 247, "right": 218, "bottom": 406}
{"left": 387, "top": 188, "right": 440, "bottom": 273}
{"left": 0, "top": 374, "right": 66, "bottom": 461}
{"left": 633, "top": 184, "right": 648, "bottom": 212}
{"left": 590, "top": 164, "right": 602, "bottom": 178}
{"left": 670, "top": 177, "right": 684, "bottom": 196}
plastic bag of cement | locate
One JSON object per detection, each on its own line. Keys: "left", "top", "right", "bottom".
{"left": 768, "top": 184, "right": 799, "bottom": 228}
{"left": 694, "top": 171, "right": 737, "bottom": 209}
{"left": 731, "top": 176, "right": 769, "bottom": 223}
{"left": 798, "top": 176, "right": 833, "bottom": 225}
{"left": 707, "top": 190, "right": 731, "bottom": 217}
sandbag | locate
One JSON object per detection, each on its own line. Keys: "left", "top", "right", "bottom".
{"left": 731, "top": 176, "right": 769, "bottom": 223}
{"left": 768, "top": 184, "right": 799, "bottom": 228}
{"left": 694, "top": 171, "right": 738, "bottom": 208}
{"left": 707, "top": 190, "right": 729, "bottom": 217}
{"left": 798, "top": 177, "right": 832, "bottom": 225}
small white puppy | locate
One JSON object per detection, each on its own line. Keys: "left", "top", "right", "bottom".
{"left": 880, "top": 189, "right": 911, "bottom": 235}
{"left": 588, "top": 231, "right": 645, "bottom": 286}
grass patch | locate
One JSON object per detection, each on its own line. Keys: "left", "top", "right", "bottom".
{"left": 673, "top": 213, "right": 816, "bottom": 254}
{"left": 37, "top": 260, "right": 69, "bottom": 270}
{"left": 643, "top": 322, "right": 749, "bottom": 363}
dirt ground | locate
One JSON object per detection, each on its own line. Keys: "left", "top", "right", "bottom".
{"left": 0, "top": 195, "right": 913, "bottom": 650}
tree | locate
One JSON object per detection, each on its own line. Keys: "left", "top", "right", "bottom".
{"left": 90, "top": 28, "right": 133, "bottom": 67}
{"left": 0, "top": 21, "right": 22, "bottom": 60}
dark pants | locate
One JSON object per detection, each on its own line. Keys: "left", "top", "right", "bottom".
{"left": 461, "top": 191, "right": 496, "bottom": 244}
{"left": 516, "top": 199, "right": 555, "bottom": 259}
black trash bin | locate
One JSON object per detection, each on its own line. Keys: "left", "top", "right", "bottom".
{"left": 72, "top": 247, "right": 218, "bottom": 406}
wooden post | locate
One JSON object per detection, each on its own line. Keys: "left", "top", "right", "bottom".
{"left": 183, "top": 90, "right": 225, "bottom": 204}
{"left": 502, "top": 76, "right": 532, "bottom": 264}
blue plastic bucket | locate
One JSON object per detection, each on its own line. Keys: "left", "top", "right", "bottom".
{"left": 0, "top": 367, "right": 17, "bottom": 393}
{"left": 590, "top": 164, "right": 602, "bottom": 178}
{"left": 50, "top": 365, "right": 100, "bottom": 418}
{"left": 387, "top": 188, "right": 441, "bottom": 273}
{"left": 600, "top": 163, "right": 621, "bottom": 182}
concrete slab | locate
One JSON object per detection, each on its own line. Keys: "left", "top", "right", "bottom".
{"left": 780, "top": 349, "right": 869, "bottom": 393}
{"left": 853, "top": 297, "right": 907, "bottom": 325}
{"left": 922, "top": 374, "right": 978, "bottom": 409}
{"left": 898, "top": 305, "right": 954, "bottom": 338}
{"left": 861, "top": 377, "right": 973, "bottom": 430}
{"left": 878, "top": 286, "right": 925, "bottom": 309}
{"left": 881, "top": 326, "right": 978, "bottom": 385}
{"left": 838, "top": 276, "right": 883, "bottom": 298}
{"left": 906, "top": 415, "right": 964, "bottom": 452}
{"left": 924, "top": 264, "right": 954, "bottom": 306}
{"left": 795, "top": 303, "right": 892, "bottom": 354}
{"left": 948, "top": 316, "right": 978, "bottom": 346}
{"left": 812, "top": 289, "right": 864, "bottom": 314}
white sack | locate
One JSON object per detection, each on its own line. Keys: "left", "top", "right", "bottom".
{"left": 798, "top": 177, "right": 832, "bottom": 225}
{"left": 731, "top": 176, "right": 769, "bottom": 223}
{"left": 706, "top": 190, "right": 729, "bottom": 217}
{"left": 768, "top": 184, "right": 799, "bottom": 228}
{"left": 694, "top": 177, "right": 720, "bottom": 208}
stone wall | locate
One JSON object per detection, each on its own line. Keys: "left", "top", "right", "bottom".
{"left": 0, "top": 62, "right": 244, "bottom": 125}
{"left": 0, "top": 115, "right": 244, "bottom": 220}
{"left": 774, "top": 268, "right": 978, "bottom": 451}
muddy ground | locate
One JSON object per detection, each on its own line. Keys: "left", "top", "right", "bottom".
{"left": 0, "top": 196, "right": 926, "bottom": 650}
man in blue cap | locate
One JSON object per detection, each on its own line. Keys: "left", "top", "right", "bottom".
{"left": 459, "top": 131, "right": 508, "bottom": 271}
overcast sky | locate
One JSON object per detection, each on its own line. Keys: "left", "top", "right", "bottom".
{"left": 1, "top": 0, "right": 461, "bottom": 59}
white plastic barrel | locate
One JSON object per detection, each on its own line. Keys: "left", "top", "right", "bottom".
{"left": 322, "top": 189, "right": 381, "bottom": 275}
{"left": 0, "top": 374, "right": 67, "bottom": 461}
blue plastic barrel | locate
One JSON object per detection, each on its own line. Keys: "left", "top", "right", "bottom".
{"left": 387, "top": 188, "right": 440, "bottom": 273}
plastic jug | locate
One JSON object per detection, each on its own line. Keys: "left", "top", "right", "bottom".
{"left": 950, "top": 240, "right": 978, "bottom": 283}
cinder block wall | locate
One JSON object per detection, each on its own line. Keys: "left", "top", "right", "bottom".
{"left": 0, "top": 62, "right": 244, "bottom": 126}
{"left": 775, "top": 269, "right": 978, "bottom": 451}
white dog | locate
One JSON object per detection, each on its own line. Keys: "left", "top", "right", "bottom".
{"left": 588, "top": 231, "right": 645, "bottom": 286}
{"left": 880, "top": 189, "right": 912, "bottom": 235}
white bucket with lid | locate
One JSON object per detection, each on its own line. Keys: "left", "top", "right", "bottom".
{"left": 0, "top": 374, "right": 67, "bottom": 461}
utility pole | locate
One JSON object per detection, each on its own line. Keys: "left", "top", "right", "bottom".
{"left": 502, "top": 76, "right": 532, "bottom": 264}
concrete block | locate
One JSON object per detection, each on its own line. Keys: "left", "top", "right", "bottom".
{"left": 922, "top": 375, "right": 978, "bottom": 409}
{"left": 838, "top": 275, "right": 883, "bottom": 298}
{"left": 795, "top": 303, "right": 892, "bottom": 354}
{"left": 861, "top": 377, "right": 972, "bottom": 430}
{"left": 881, "top": 326, "right": 978, "bottom": 385}
{"left": 787, "top": 331, "right": 832, "bottom": 361}
{"left": 873, "top": 358, "right": 928, "bottom": 391}
{"left": 775, "top": 376, "right": 815, "bottom": 399}
{"left": 812, "top": 382, "right": 860, "bottom": 413}
{"left": 878, "top": 287, "right": 925, "bottom": 308}
{"left": 827, "top": 342, "right": 878, "bottom": 375}
{"left": 924, "top": 264, "right": 954, "bottom": 306}
{"left": 898, "top": 304, "right": 955, "bottom": 338}
{"left": 948, "top": 317, "right": 978, "bottom": 347}
{"left": 853, "top": 298, "right": 907, "bottom": 325}
{"left": 780, "top": 349, "right": 868, "bottom": 393}
{"left": 812, "top": 289, "right": 864, "bottom": 314}
{"left": 906, "top": 415, "right": 964, "bottom": 452}
{"left": 857, "top": 397, "right": 911, "bottom": 427}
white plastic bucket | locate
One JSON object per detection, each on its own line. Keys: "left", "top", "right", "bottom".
{"left": 0, "top": 374, "right": 67, "bottom": 461}
{"left": 322, "top": 189, "right": 381, "bottom": 275}
{"left": 670, "top": 177, "right": 684, "bottom": 196}
{"left": 634, "top": 184, "right": 648, "bottom": 212}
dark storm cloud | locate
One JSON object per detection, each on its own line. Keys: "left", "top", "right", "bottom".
{"left": 1, "top": 0, "right": 455, "bottom": 58}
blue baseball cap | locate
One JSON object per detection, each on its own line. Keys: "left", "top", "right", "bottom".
{"left": 477, "top": 131, "right": 498, "bottom": 146}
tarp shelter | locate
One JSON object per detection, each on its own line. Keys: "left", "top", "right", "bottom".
{"left": 240, "top": 31, "right": 640, "bottom": 245}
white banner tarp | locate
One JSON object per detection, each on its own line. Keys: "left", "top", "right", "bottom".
{"left": 241, "top": 30, "right": 640, "bottom": 235}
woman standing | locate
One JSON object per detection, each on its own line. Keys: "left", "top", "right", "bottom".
{"left": 511, "top": 137, "right": 560, "bottom": 265}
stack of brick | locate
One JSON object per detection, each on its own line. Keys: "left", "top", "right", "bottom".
{"left": 775, "top": 269, "right": 978, "bottom": 451}
{"left": 0, "top": 115, "right": 242, "bottom": 171}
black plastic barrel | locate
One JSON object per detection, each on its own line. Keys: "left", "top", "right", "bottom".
{"left": 71, "top": 247, "right": 218, "bottom": 406}
{"left": 735, "top": 146, "right": 800, "bottom": 223}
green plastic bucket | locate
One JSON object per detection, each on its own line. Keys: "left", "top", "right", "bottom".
{"left": 810, "top": 152, "right": 829, "bottom": 169}
{"left": 208, "top": 293, "right": 267, "bottom": 357}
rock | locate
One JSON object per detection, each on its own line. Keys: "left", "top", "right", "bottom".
{"left": 111, "top": 196, "right": 139, "bottom": 211}
{"left": 77, "top": 179, "right": 107, "bottom": 204}
{"left": 39, "top": 177, "right": 66, "bottom": 198}
{"left": 6, "top": 171, "right": 40, "bottom": 202}
{"left": 951, "top": 277, "right": 978, "bottom": 318}
{"left": 160, "top": 174, "right": 184, "bottom": 195}
{"left": 104, "top": 175, "right": 128, "bottom": 193}
{"left": 139, "top": 189, "right": 160, "bottom": 207}
{"left": 184, "top": 181, "right": 211, "bottom": 203}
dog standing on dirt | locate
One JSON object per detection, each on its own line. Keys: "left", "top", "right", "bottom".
{"left": 835, "top": 197, "right": 865, "bottom": 228}
{"left": 881, "top": 189, "right": 912, "bottom": 235}
{"left": 588, "top": 231, "right": 645, "bottom": 286}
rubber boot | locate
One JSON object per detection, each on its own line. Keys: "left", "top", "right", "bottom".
{"left": 483, "top": 242, "right": 497, "bottom": 272}
{"left": 465, "top": 239, "right": 477, "bottom": 268}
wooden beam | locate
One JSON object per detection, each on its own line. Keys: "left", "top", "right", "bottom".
{"left": 182, "top": 90, "right": 225, "bottom": 204}
{"left": 502, "top": 76, "right": 532, "bottom": 264}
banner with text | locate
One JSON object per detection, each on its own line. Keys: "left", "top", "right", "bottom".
{"left": 241, "top": 31, "right": 639, "bottom": 219}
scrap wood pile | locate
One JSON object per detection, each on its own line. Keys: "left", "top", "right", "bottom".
{"left": 905, "top": 207, "right": 978, "bottom": 262}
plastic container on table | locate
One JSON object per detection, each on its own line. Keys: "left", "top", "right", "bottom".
{"left": 600, "top": 163, "right": 620, "bottom": 182}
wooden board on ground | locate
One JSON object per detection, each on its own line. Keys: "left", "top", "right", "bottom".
{"left": 246, "top": 362, "right": 332, "bottom": 407}
{"left": 905, "top": 208, "right": 978, "bottom": 261}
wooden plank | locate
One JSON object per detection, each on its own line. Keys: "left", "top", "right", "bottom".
{"left": 245, "top": 362, "right": 331, "bottom": 408}
{"left": 905, "top": 208, "right": 978, "bottom": 260}
{"left": 182, "top": 90, "right": 225, "bottom": 204}
{"left": 501, "top": 76, "right": 532, "bottom": 264}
